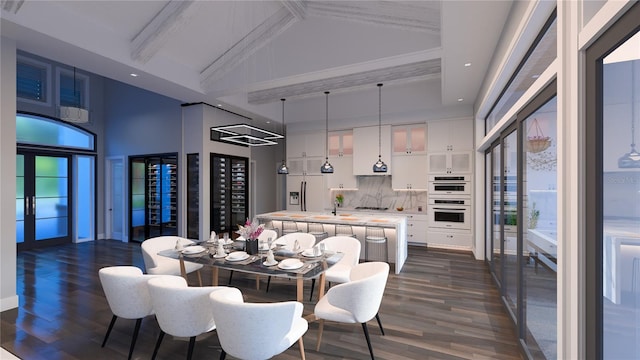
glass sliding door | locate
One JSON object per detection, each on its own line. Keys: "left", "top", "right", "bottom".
{"left": 492, "top": 144, "right": 503, "bottom": 286}
{"left": 586, "top": 5, "right": 640, "bottom": 357}
{"left": 503, "top": 128, "right": 519, "bottom": 318}
{"left": 522, "top": 96, "right": 558, "bottom": 359}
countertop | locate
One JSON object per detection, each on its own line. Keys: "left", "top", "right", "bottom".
{"left": 256, "top": 211, "right": 408, "bottom": 227}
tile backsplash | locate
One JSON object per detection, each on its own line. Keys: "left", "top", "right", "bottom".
{"left": 330, "top": 176, "right": 427, "bottom": 213}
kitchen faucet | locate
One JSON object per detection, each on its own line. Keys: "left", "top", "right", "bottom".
{"left": 332, "top": 200, "right": 338, "bottom": 216}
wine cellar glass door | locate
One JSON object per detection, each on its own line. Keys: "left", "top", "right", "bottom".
{"left": 129, "top": 153, "right": 178, "bottom": 242}
{"left": 211, "top": 154, "right": 248, "bottom": 238}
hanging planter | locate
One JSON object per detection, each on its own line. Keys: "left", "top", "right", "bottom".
{"left": 527, "top": 118, "right": 551, "bottom": 153}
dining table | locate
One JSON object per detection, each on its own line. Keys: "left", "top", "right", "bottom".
{"left": 157, "top": 240, "right": 344, "bottom": 304}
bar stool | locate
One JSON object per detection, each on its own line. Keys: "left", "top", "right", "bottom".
{"left": 282, "top": 221, "right": 301, "bottom": 235}
{"left": 365, "top": 227, "right": 388, "bottom": 262}
{"left": 335, "top": 224, "right": 357, "bottom": 239}
{"left": 261, "top": 220, "right": 280, "bottom": 238}
{"left": 307, "top": 223, "right": 328, "bottom": 242}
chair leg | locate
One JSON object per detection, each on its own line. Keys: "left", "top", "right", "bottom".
{"left": 266, "top": 276, "right": 271, "bottom": 292}
{"left": 316, "top": 319, "right": 325, "bottom": 352}
{"left": 228, "top": 270, "right": 234, "bottom": 285}
{"left": 219, "top": 349, "right": 227, "bottom": 360}
{"left": 298, "top": 337, "right": 306, "bottom": 360}
{"left": 309, "top": 278, "right": 315, "bottom": 301}
{"left": 375, "top": 313, "right": 385, "bottom": 336}
{"left": 127, "top": 318, "right": 142, "bottom": 360}
{"left": 361, "top": 322, "right": 375, "bottom": 360}
{"left": 151, "top": 330, "right": 165, "bottom": 360}
{"left": 101, "top": 314, "right": 117, "bottom": 347}
{"left": 186, "top": 336, "right": 196, "bottom": 360}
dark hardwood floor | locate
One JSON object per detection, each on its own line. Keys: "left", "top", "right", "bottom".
{"left": 1, "top": 240, "right": 522, "bottom": 359}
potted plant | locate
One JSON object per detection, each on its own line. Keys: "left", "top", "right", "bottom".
{"left": 528, "top": 202, "right": 540, "bottom": 229}
{"left": 335, "top": 194, "right": 344, "bottom": 207}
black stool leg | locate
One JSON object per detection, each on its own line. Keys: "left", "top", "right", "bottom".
{"left": 127, "top": 318, "right": 142, "bottom": 360}
{"left": 266, "top": 276, "right": 272, "bottom": 292}
{"left": 219, "top": 349, "right": 227, "bottom": 360}
{"left": 228, "top": 270, "right": 234, "bottom": 285}
{"left": 151, "top": 330, "right": 165, "bottom": 360}
{"left": 101, "top": 315, "right": 117, "bottom": 347}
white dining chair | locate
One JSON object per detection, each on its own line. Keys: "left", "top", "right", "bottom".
{"left": 314, "top": 262, "right": 389, "bottom": 359}
{"left": 209, "top": 287, "right": 308, "bottom": 360}
{"left": 307, "top": 235, "right": 361, "bottom": 301}
{"left": 266, "top": 232, "right": 317, "bottom": 292}
{"left": 141, "top": 236, "right": 203, "bottom": 285}
{"left": 98, "top": 266, "right": 156, "bottom": 360}
{"left": 147, "top": 275, "right": 228, "bottom": 360}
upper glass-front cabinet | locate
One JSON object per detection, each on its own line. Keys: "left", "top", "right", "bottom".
{"left": 328, "top": 130, "right": 353, "bottom": 157}
{"left": 393, "top": 125, "right": 426, "bottom": 155}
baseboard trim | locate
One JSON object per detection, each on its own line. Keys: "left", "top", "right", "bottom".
{"left": 1, "top": 295, "right": 19, "bottom": 312}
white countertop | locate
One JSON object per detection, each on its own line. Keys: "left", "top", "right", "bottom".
{"left": 256, "top": 211, "right": 407, "bottom": 227}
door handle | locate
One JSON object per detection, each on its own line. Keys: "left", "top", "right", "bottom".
{"left": 31, "top": 196, "right": 36, "bottom": 215}
{"left": 25, "top": 197, "right": 30, "bottom": 216}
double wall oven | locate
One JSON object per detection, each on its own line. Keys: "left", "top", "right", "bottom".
{"left": 427, "top": 175, "right": 471, "bottom": 230}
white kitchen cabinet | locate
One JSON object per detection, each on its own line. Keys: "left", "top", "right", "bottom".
{"left": 287, "top": 132, "right": 325, "bottom": 175}
{"left": 287, "top": 132, "right": 325, "bottom": 158}
{"left": 427, "top": 230, "right": 472, "bottom": 249}
{"left": 288, "top": 156, "right": 325, "bottom": 176}
{"left": 392, "top": 124, "right": 426, "bottom": 155}
{"left": 325, "top": 156, "right": 357, "bottom": 189}
{"left": 427, "top": 119, "right": 473, "bottom": 152}
{"left": 427, "top": 151, "right": 472, "bottom": 174}
{"left": 392, "top": 155, "right": 428, "bottom": 189}
{"left": 328, "top": 130, "right": 353, "bottom": 157}
{"left": 353, "top": 125, "right": 391, "bottom": 175}
{"left": 407, "top": 214, "right": 428, "bottom": 244}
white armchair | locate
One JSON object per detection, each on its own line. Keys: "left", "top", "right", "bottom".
{"left": 141, "top": 236, "right": 203, "bottom": 285}
{"left": 314, "top": 262, "right": 389, "bottom": 359}
{"left": 98, "top": 266, "right": 156, "bottom": 360}
{"left": 147, "top": 275, "right": 229, "bottom": 360}
{"left": 308, "top": 235, "right": 361, "bottom": 301}
{"left": 209, "top": 287, "right": 308, "bottom": 360}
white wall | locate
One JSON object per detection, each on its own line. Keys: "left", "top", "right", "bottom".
{"left": 1, "top": 36, "right": 18, "bottom": 311}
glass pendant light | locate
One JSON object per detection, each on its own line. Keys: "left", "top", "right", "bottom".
{"left": 277, "top": 98, "right": 289, "bottom": 174}
{"left": 321, "top": 91, "right": 334, "bottom": 173}
{"left": 373, "top": 83, "right": 388, "bottom": 173}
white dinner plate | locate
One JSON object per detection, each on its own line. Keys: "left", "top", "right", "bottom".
{"left": 263, "top": 260, "right": 278, "bottom": 266}
{"left": 301, "top": 249, "right": 320, "bottom": 257}
{"left": 277, "top": 259, "right": 304, "bottom": 270}
{"left": 212, "top": 253, "right": 227, "bottom": 258}
{"left": 225, "top": 252, "right": 249, "bottom": 261}
{"left": 181, "top": 246, "right": 206, "bottom": 255}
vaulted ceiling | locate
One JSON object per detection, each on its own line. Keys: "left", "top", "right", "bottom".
{"left": 1, "top": 0, "right": 513, "bottom": 127}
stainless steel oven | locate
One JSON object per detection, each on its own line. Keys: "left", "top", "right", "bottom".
{"left": 428, "top": 175, "right": 471, "bottom": 196}
{"left": 427, "top": 197, "right": 471, "bottom": 230}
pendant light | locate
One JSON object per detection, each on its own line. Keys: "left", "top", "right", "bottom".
{"left": 618, "top": 61, "right": 640, "bottom": 168}
{"left": 277, "top": 98, "right": 289, "bottom": 174}
{"left": 373, "top": 83, "right": 388, "bottom": 173}
{"left": 321, "top": 91, "right": 334, "bottom": 173}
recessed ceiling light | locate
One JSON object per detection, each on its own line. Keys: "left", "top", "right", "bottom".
{"left": 266, "top": 120, "right": 271, "bottom": 124}
{"left": 532, "top": 74, "right": 540, "bottom": 79}
{"left": 130, "top": 73, "right": 138, "bottom": 77}
{"left": 458, "top": 98, "right": 464, "bottom": 102}
{"left": 464, "top": 63, "right": 471, "bottom": 67}
{"left": 217, "top": 104, "right": 223, "bottom": 107}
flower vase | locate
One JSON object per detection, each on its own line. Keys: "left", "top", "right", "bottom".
{"left": 245, "top": 239, "right": 259, "bottom": 255}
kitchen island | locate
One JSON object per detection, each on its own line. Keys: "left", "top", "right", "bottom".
{"left": 256, "top": 211, "right": 408, "bottom": 274}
